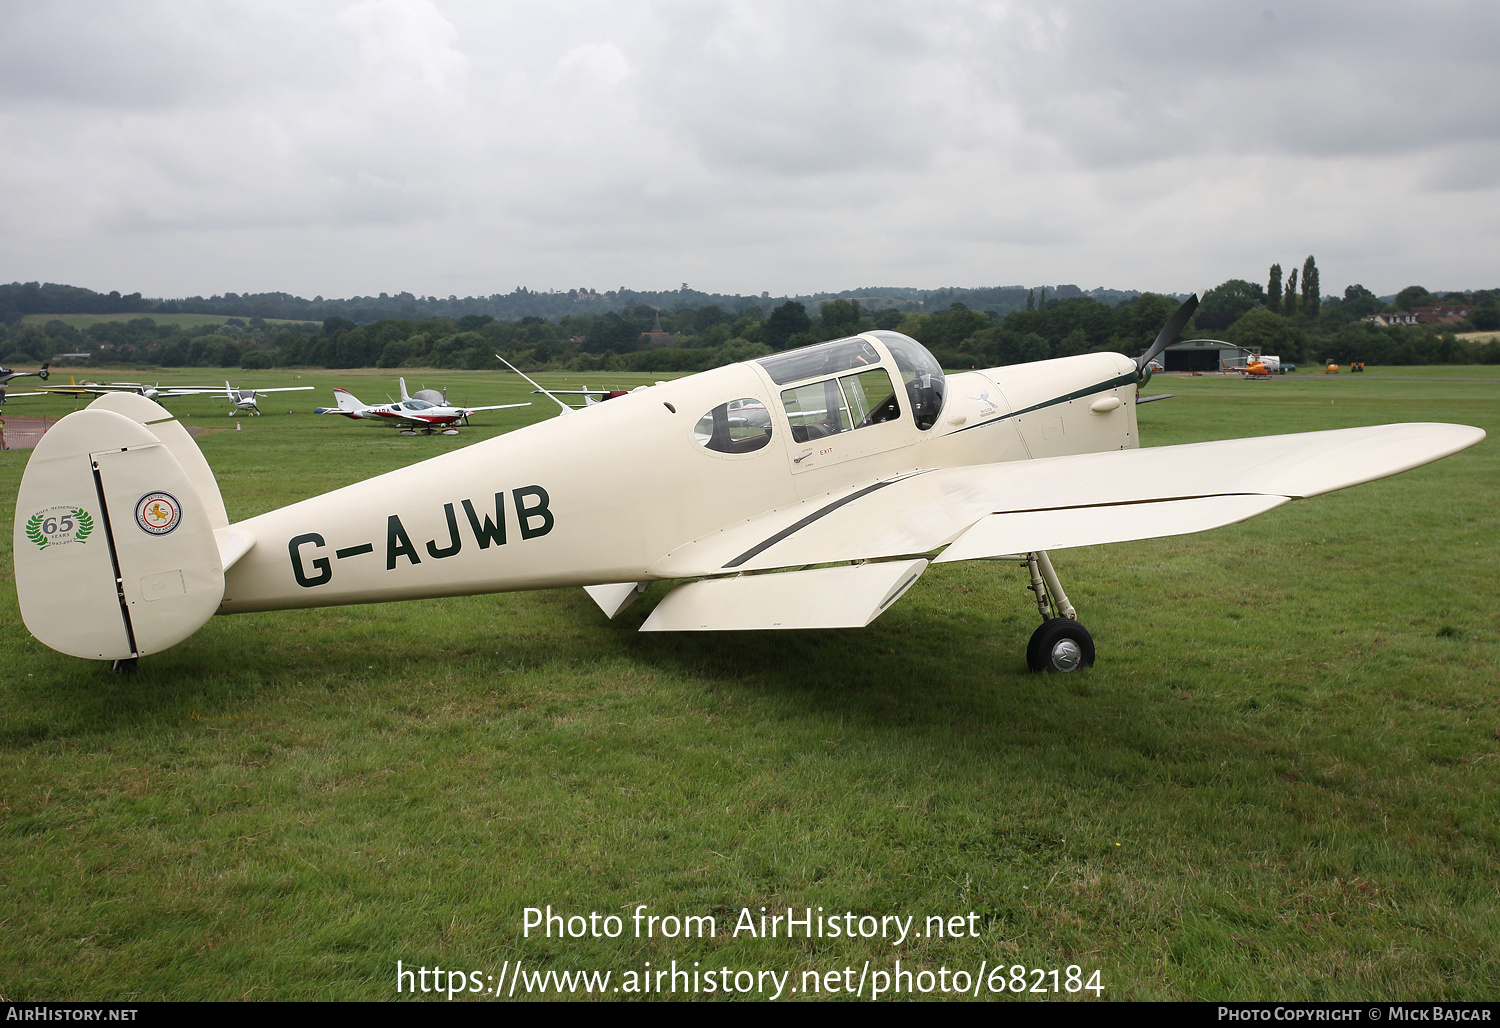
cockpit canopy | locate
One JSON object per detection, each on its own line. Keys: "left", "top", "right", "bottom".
{"left": 402, "top": 399, "right": 436, "bottom": 411}
{"left": 756, "top": 336, "right": 883, "bottom": 385}
{"left": 755, "top": 331, "right": 945, "bottom": 431}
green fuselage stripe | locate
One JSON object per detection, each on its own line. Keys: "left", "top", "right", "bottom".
{"left": 947, "top": 371, "right": 1138, "bottom": 436}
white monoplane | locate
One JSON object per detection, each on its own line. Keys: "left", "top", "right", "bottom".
{"left": 12, "top": 296, "right": 1484, "bottom": 673}
{"left": 49, "top": 380, "right": 317, "bottom": 413}
{"left": 40, "top": 379, "right": 220, "bottom": 402}
{"left": 209, "top": 381, "right": 315, "bottom": 416}
{"left": 314, "top": 381, "right": 531, "bottom": 434}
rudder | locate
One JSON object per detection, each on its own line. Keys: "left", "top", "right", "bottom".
{"left": 14, "top": 408, "right": 224, "bottom": 660}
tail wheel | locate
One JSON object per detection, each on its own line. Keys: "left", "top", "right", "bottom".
{"left": 1027, "top": 618, "right": 1095, "bottom": 673}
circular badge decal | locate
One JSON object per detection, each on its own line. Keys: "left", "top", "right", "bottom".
{"left": 136, "top": 492, "right": 182, "bottom": 535}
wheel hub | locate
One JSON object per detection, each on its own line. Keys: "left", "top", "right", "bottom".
{"left": 1049, "top": 638, "right": 1082, "bottom": 672}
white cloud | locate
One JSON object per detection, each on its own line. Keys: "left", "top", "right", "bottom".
{"left": 1, "top": 0, "right": 1497, "bottom": 298}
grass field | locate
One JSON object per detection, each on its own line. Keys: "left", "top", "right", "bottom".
{"left": 19, "top": 312, "right": 317, "bottom": 330}
{"left": 1, "top": 366, "right": 1496, "bottom": 1001}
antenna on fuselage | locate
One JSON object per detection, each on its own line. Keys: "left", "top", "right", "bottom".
{"left": 495, "top": 353, "right": 572, "bottom": 416}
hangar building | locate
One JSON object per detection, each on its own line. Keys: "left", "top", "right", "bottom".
{"left": 1163, "top": 339, "right": 1254, "bottom": 372}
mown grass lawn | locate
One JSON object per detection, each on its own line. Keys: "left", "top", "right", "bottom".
{"left": 0, "top": 366, "right": 1496, "bottom": 1001}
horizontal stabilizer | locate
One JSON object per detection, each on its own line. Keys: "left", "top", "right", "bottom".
{"left": 215, "top": 527, "right": 256, "bottom": 571}
{"left": 640, "top": 559, "right": 927, "bottom": 632}
{"left": 936, "top": 494, "right": 1287, "bottom": 563}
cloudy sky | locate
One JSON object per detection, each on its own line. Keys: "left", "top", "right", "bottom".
{"left": 2, "top": 1, "right": 1495, "bottom": 300}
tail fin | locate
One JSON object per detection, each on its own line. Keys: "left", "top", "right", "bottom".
{"left": 399, "top": 377, "right": 411, "bottom": 401}
{"left": 333, "top": 387, "right": 365, "bottom": 412}
{"left": 13, "top": 393, "right": 245, "bottom": 661}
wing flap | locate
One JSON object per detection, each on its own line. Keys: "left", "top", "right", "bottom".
{"left": 640, "top": 559, "right": 928, "bottom": 632}
{"left": 935, "top": 494, "right": 1288, "bottom": 563}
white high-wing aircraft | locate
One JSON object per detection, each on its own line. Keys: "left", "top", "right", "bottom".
{"left": 11, "top": 296, "right": 1484, "bottom": 673}
{"left": 39, "top": 380, "right": 223, "bottom": 402}
{"left": 209, "top": 381, "right": 315, "bottom": 416}
{"left": 62, "top": 380, "right": 318, "bottom": 412}
{"left": 313, "top": 381, "right": 531, "bottom": 434}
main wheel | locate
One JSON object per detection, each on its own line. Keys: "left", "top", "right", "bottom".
{"left": 1026, "top": 618, "right": 1095, "bottom": 673}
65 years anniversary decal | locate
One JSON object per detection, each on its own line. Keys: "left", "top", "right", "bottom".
{"left": 25, "top": 491, "right": 182, "bottom": 551}
{"left": 24, "top": 506, "right": 94, "bottom": 549}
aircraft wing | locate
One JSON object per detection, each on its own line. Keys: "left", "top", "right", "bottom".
{"left": 40, "top": 385, "right": 117, "bottom": 397}
{"left": 460, "top": 402, "right": 533, "bottom": 414}
{"left": 647, "top": 423, "right": 1485, "bottom": 577}
{"left": 249, "top": 386, "right": 315, "bottom": 394}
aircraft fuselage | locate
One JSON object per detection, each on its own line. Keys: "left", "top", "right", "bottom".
{"left": 218, "top": 339, "right": 1139, "bottom": 614}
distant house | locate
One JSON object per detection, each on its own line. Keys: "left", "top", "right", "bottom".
{"left": 1364, "top": 312, "right": 1419, "bottom": 327}
{"left": 1411, "top": 304, "right": 1471, "bottom": 325}
{"left": 1364, "top": 304, "right": 1471, "bottom": 327}
{"left": 640, "top": 311, "right": 675, "bottom": 348}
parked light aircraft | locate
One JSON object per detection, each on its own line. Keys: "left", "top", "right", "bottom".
{"left": 210, "top": 382, "right": 315, "bottom": 416}
{"left": 314, "top": 384, "right": 530, "bottom": 434}
{"left": 41, "top": 379, "right": 314, "bottom": 413}
{"left": 0, "top": 363, "right": 49, "bottom": 404}
{"left": 11, "top": 296, "right": 1484, "bottom": 673}
{"left": 41, "top": 380, "right": 208, "bottom": 402}
{"left": 533, "top": 386, "right": 633, "bottom": 410}
{"left": 491, "top": 354, "right": 631, "bottom": 415}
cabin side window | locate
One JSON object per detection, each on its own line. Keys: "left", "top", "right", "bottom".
{"left": 780, "top": 367, "right": 901, "bottom": 442}
{"left": 693, "top": 398, "right": 773, "bottom": 453}
{"left": 781, "top": 378, "right": 851, "bottom": 442}
{"left": 840, "top": 368, "right": 900, "bottom": 428}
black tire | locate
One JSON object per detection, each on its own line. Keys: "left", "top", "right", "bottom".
{"left": 1026, "top": 618, "right": 1095, "bottom": 673}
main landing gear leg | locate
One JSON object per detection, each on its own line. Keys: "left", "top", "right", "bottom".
{"left": 1024, "top": 550, "right": 1094, "bottom": 673}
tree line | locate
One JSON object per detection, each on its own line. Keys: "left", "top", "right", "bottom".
{"left": 2, "top": 263, "right": 1496, "bottom": 373}
{"left": 3, "top": 279, "right": 1136, "bottom": 328}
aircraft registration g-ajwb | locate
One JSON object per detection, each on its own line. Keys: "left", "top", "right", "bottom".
{"left": 11, "top": 296, "right": 1485, "bottom": 673}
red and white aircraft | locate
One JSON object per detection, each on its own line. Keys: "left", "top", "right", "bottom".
{"left": 316, "top": 381, "right": 530, "bottom": 435}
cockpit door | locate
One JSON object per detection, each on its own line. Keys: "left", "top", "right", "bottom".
{"left": 779, "top": 365, "right": 912, "bottom": 474}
